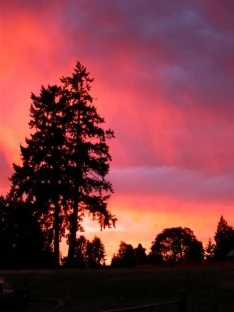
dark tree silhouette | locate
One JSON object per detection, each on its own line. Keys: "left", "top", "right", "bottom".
{"left": 10, "top": 85, "right": 68, "bottom": 266}
{"left": 111, "top": 241, "right": 136, "bottom": 268}
{"left": 111, "top": 254, "right": 121, "bottom": 268}
{"left": 9, "top": 199, "right": 56, "bottom": 268}
{"left": 0, "top": 195, "right": 12, "bottom": 268}
{"left": 150, "top": 227, "right": 204, "bottom": 263}
{"left": 204, "top": 238, "right": 215, "bottom": 261}
{"left": 189, "top": 239, "right": 204, "bottom": 261}
{"left": 214, "top": 216, "right": 234, "bottom": 260}
{"left": 9, "top": 61, "right": 116, "bottom": 267}
{"left": 134, "top": 243, "right": 147, "bottom": 265}
{"left": 69, "top": 235, "right": 89, "bottom": 268}
{"left": 147, "top": 251, "right": 164, "bottom": 265}
{"left": 60, "top": 62, "right": 116, "bottom": 266}
{"left": 0, "top": 195, "right": 55, "bottom": 268}
{"left": 63, "top": 235, "right": 106, "bottom": 268}
{"left": 86, "top": 236, "right": 106, "bottom": 268}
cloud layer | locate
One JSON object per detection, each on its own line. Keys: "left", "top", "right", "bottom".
{"left": 1, "top": 0, "right": 234, "bottom": 257}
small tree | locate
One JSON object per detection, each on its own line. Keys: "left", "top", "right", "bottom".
{"left": 189, "top": 240, "right": 204, "bottom": 261}
{"left": 0, "top": 195, "right": 55, "bottom": 269}
{"left": 151, "top": 227, "right": 204, "bottom": 263}
{"left": 73, "top": 235, "right": 89, "bottom": 268}
{"left": 111, "top": 241, "right": 136, "bottom": 268}
{"left": 111, "top": 254, "right": 122, "bottom": 268}
{"left": 65, "top": 235, "right": 106, "bottom": 268}
{"left": 135, "top": 243, "right": 147, "bottom": 265}
{"left": 205, "top": 238, "right": 215, "bottom": 261}
{"left": 214, "top": 216, "right": 234, "bottom": 260}
{"left": 86, "top": 236, "right": 106, "bottom": 268}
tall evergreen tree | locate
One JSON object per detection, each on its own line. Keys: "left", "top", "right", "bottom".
{"left": 214, "top": 216, "right": 234, "bottom": 260}
{"left": 10, "top": 85, "right": 69, "bottom": 266}
{"left": 60, "top": 62, "right": 116, "bottom": 265}
{"left": 10, "top": 62, "right": 116, "bottom": 267}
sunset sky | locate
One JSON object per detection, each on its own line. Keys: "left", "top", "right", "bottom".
{"left": 0, "top": 0, "right": 234, "bottom": 260}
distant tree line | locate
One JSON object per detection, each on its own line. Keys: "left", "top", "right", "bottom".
{"left": 0, "top": 193, "right": 233, "bottom": 268}
{"left": 110, "top": 216, "right": 234, "bottom": 268}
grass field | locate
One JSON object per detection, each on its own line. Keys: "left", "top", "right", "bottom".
{"left": 1, "top": 265, "right": 234, "bottom": 311}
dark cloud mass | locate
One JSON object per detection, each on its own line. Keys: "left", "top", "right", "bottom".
{"left": 110, "top": 167, "right": 234, "bottom": 203}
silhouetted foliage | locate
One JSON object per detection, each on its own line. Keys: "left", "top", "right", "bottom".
{"left": 150, "top": 227, "right": 204, "bottom": 263}
{"left": 62, "top": 235, "right": 88, "bottom": 268}
{"left": 74, "top": 235, "right": 89, "bottom": 268}
{"left": 189, "top": 239, "right": 204, "bottom": 261}
{"left": 9, "top": 85, "right": 68, "bottom": 266}
{"left": 204, "top": 238, "right": 215, "bottom": 261}
{"left": 134, "top": 243, "right": 147, "bottom": 265}
{"left": 0, "top": 195, "right": 55, "bottom": 269}
{"left": 60, "top": 62, "right": 116, "bottom": 266}
{"left": 147, "top": 252, "right": 164, "bottom": 265}
{"left": 214, "top": 216, "right": 234, "bottom": 260}
{"left": 0, "top": 195, "right": 12, "bottom": 268}
{"left": 111, "top": 241, "right": 136, "bottom": 268}
{"left": 63, "top": 235, "right": 106, "bottom": 268}
{"left": 86, "top": 236, "right": 106, "bottom": 268}
{"left": 9, "top": 61, "right": 116, "bottom": 267}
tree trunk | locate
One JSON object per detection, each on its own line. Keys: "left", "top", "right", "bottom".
{"left": 67, "top": 108, "right": 81, "bottom": 267}
{"left": 67, "top": 198, "right": 79, "bottom": 267}
{"left": 54, "top": 203, "right": 60, "bottom": 267}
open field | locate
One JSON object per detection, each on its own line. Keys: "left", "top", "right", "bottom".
{"left": 1, "top": 265, "right": 234, "bottom": 311}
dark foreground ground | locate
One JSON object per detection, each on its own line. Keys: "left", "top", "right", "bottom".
{"left": 0, "top": 264, "right": 234, "bottom": 312}
{"left": 0, "top": 300, "right": 180, "bottom": 312}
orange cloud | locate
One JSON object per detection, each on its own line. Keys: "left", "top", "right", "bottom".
{"left": 1, "top": 0, "right": 234, "bottom": 261}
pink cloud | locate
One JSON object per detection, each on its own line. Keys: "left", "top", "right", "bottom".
{"left": 0, "top": 0, "right": 234, "bottom": 258}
